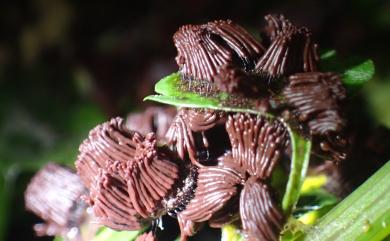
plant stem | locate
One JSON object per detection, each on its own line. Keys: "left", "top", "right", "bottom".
{"left": 302, "top": 161, "right": 390, "bottom": 241}
{"left": 282, "top": 125, "right": 311, "bottom": 214}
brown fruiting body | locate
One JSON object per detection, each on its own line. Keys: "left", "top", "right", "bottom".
{"left": 174, "top": 20, "right": 264, "bottom": 82}
{"left": 283, "top": 72, "right": 346, "bottom": 135}
{"left": 256, "top": 14, "right": 319, "bottom": 78}
{"left": 76, "top": 117, "right": 179, "bottom": 230}
{"left": 25, "top": 163, "right": 88, "bottom": 239}
{"left": 226, "top": 113, "right": 287, "bottom": 179}
{"left": 166, "top": 108, "right": 221, "bottom": 164}
{"left": 240, "top": 177, "right": 284, "bottom": 241}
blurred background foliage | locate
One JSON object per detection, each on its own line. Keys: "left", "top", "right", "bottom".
{"left": 0, "top": 0, "right": 389, "bottom": 241}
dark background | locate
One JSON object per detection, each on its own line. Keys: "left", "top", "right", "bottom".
{"left": 1, "top": 0, "right": 390, "bottom": 240}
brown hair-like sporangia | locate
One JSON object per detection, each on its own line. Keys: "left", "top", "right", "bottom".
{"left": 25, "top": 163, "right": 88, "bottom": 239}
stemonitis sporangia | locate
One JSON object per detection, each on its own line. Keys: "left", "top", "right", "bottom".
{"left": 26, "top": 13, "right": 350, "bottom": 241}
{"left": 25, "top": 163, "right": 89, "bottom": 240}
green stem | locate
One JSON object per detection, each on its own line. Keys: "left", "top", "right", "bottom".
{"left": 302, "top": 161, "right": 390, "bottom": 241}
{"left": 282, "top": 125, "right": 312, "bottom": 214}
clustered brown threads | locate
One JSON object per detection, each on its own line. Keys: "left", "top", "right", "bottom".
{"left": 166, "top": 109, "right": 196, "bottom": 162}
{"left": 263, "top": 14, "right": 292, "bottom": 42}
{"left": 76, "top": 117, "right": 179, "bottom": 230}
{"left": 256, "top": 14, "right": 319, "bottom": 78}
{"left": 224, "top": 114, "right": 285, "bottom": 241}
{"left": 89, "top": 170, "right": 143, "bottom": 230}
{"left": 77, "top": 118, "right": 145, "bottom": 230}
{"left": 172, "top": 114, "right": 287, "bottom": 241}
{"left": 282, "top": 72, "right": 346, "bottom": 135}
{"left": 207, "top": 190, "right": 240, "bottom": 228}
{"left": 24, "top": 163, "right": 88, "bottom": 238}
{"left": 126, "top": 106, "right": 177, "bottom": 141}
{"left": 187, "top": 108, "right": 220, "bottom": 132}
{"left": 124, "top": 133, "right": 179, "bottom": 218}
{"left": 240, "top": 177, "right": 284, "bottom": 241}
{"left": 76, "top": 117, "right": 136, "bottom": 187}
{"left": 174, "top": 20, "right": 264, "bottom": 82}
{"left": 226, "top": 113, "right": 287, "bottom": 179}
{"left": 206, "top": 20, "right": 265, "bottom": 70}
{"left": 166, "top": 108, "right": 221, "bottom": 164}
{"left": 177, "top": 213, "right": 202, "bottom": 239}
{"left": 281, "top": 71, "right": 348, "bottom": 163}
{"left": 179, "top": 165, "right": 244, "bottom": 222}
{"left": 75, "top": 111, "right": 287, "bottom": 241}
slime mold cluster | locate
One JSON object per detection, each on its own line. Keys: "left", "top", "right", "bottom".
{"left": 25, "top": 14, "right": 349, "bottom": 241}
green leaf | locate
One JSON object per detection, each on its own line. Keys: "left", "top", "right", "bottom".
{"left": 154, "top": 72, "right": 230, "bottom": 102}
{"left": 145, "top": 72, "right": 273, "bottom": 117}
{"left": 92, "top": 227, "right": 141, "bottom": 241}
{"left": 320, "top": 49, "right": 337, "bottom": 60}
{"left": 302, "top": 161, "right": 390, "bottom": 241}
{"left": 281, "top": 125, "right": 312, "bottom": 214}
{"left": 342, "top": 59, "right": 375, "bottom": 86}
{"left": 154, "top": 72, "right": 182, "bottom": 96}
{"left": 319, "top": 50, "right": 375, "bottom": 88}
{"left": 145, "top": 94, "right": 276, "bottom": 118}
{"left": 145, "top": 94, "right": 219, "bottom": 110}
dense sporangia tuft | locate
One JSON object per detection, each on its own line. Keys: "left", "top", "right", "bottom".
{"left": 240, "top": 177, "right": 283, "bottom": 241}
{"left": 282, "top": 72, "right": 346, "bottom": 135}
{"left": 25, "top": 163, "right": 88, "bottom": 239}
{"left": 76, "top": 117, "right": 179, "bottom": 230}
{"left": 256, "top": 14, "right": 319, "bottom": 78}
{"left": 174, "top": 20, "right": 264, "bottom": 82}
{"left": 125, "top": 106, "right": 177, "bottom": 141}
{"left": 166, "top": 108, "right": 222, "bottom": 164}
{"left": 226, "top": 113, "right": 288, "bottom": 179}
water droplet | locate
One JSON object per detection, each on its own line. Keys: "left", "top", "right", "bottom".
{"left": 363, "top": 220, "right": 371, "bottom": 233}
{"left": 382, "top": 219, "right": 387, "bottom": 228}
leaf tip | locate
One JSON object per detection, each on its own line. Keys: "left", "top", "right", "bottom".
{"left": 342, "top": 59, "right": 375, "bottom": 86}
